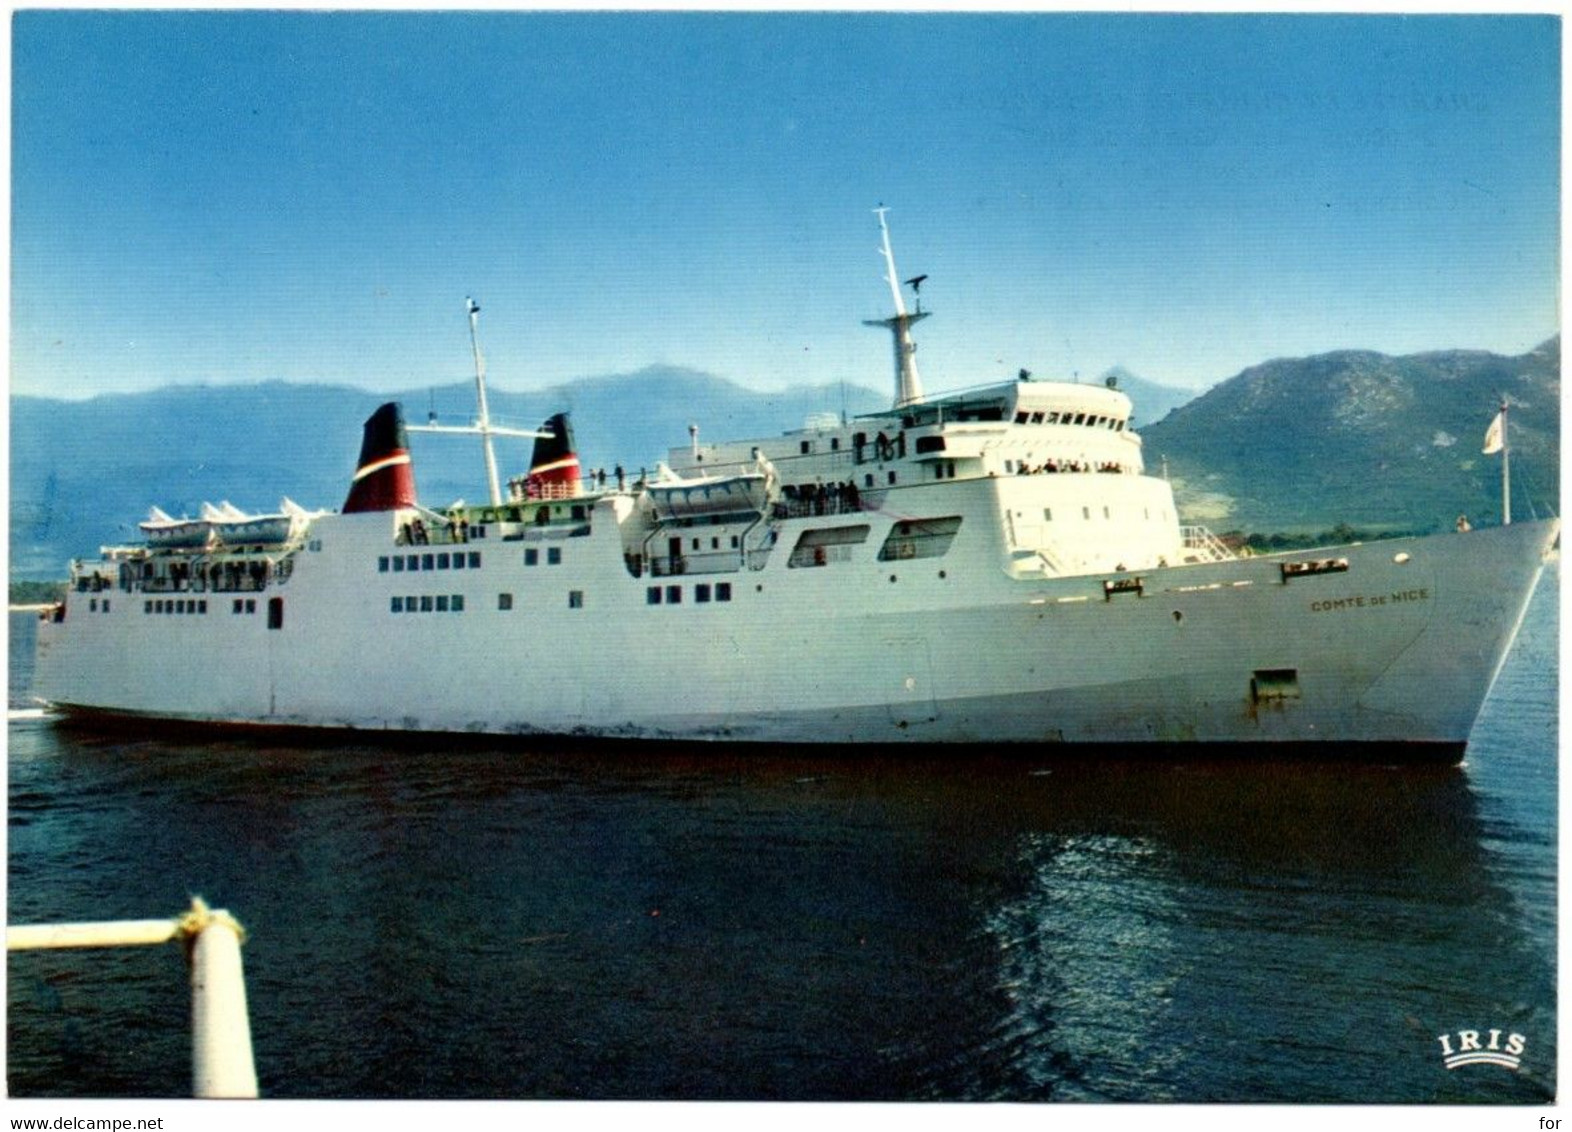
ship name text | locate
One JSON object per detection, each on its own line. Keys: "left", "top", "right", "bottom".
{"left": 1309, "top": 588, "right": 1429, "bottom": 614}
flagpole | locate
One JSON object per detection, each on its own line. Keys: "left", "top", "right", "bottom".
{"left": 1501, "top": 400, "right": 1511, "bottom": 526}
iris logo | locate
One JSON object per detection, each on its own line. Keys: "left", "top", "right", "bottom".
{"left": 1436, "top": 1028, "right": 1526, "bottom": 1071}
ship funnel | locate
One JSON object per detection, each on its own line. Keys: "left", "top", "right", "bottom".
{"left": 525, "top": 412, "right": 581, "bottom": 499}
{"left": 342, "top": 402, "right": 418, "bottom": 513}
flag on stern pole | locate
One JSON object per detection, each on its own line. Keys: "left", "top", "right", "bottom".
{"left": 1482, "top": 409, "right": 1506, "bottom": 455}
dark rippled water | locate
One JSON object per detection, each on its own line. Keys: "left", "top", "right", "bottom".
{"left": 7, "top": 569, "right": 1557, "bottom": 1101}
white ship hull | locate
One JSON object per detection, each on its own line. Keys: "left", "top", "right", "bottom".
{"left": 34, "top": 488, "right": 1556, "bottom": 761}
{"left": 29, "top": 216, "right": 1555, "bottom": 762}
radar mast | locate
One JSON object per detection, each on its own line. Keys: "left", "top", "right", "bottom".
{"left": 862, "top": 207, "right": 930, "bottom": 409}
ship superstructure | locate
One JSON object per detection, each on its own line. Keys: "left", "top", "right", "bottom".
{"left": 33, "top": 213, "right": 1557, "bottom": 760}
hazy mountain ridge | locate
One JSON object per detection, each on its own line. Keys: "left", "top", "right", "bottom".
{"left": 9, "top": 367, "right": 890, "bottom": 578}
{"left": 1142, "top": 338, "right": 1560, "bottom": 533}
{"left": 11, "top": 343, "right": 1553, "bottom": 579}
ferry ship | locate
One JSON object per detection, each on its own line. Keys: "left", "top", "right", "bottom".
{"left": 32, "top": 213, "right": 1558, "bottom": 760}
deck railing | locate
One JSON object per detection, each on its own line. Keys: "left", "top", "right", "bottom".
{"left": 8, "top": 897, "right": 258, "bottom": 1098}
{"left": 1181, "top": 525, "right": 1237, "bottom": 562}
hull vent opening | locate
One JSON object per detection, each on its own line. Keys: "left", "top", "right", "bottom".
{"left": 1252, "top": 668, "right": 1300, "bottom": 703}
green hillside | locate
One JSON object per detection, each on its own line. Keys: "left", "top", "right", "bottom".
{"left": 1140, "top": 339, "right": 1560, "bottom": 535}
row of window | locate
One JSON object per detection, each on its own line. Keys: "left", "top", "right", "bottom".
{"left": 391, "top": 594, "right": 467, "bottom": 613}
{"left": 142, "top": 598, "right": 262, "bottom": 615}
{"left": 1014, "top": 409, "right": 1126, "bottom": 430}
{"left": 144, "top": 598, "right": 206, "bottom": 614}
{"left": 393, "top": 591, "right": 589, "bottom": 613}
{"left": 136, "top": 596, "right": 281, "bottom": 626}
{"left": 646, "top": 582, "right": 733, "bottom": 605}
{"left": 683, "top": 534, "right": 742, "bottom": 552}
{"left": 376, "top": 549, "right": 591, "bottom": 573}
{"left": 1039, "top": 506, "right": 1166, "bottom": 522}
{"left": 378, "top": 551, "right": 483, "bottom": 574}
{"left": 786, "top": 516, "right": 964, "bottom": 568}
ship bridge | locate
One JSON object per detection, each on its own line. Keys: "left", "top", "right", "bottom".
{"left": 667, "top": 376, "right": 1145, "bottom": 488}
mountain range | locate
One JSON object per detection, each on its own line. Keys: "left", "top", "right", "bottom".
{"left": 1142, "top": 338, "right": 1560, "bottom": 535}
{"left": 9, "top": 342, "right": 1558, "bottom": 580}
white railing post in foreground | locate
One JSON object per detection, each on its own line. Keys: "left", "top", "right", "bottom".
{"left": 179, "top": 898, "right": 259, "bottom": 1098}
{"left": 8, "top": 896, "right": 258, "bottom": 1098}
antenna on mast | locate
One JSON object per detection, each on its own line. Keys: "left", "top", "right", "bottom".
{"left": 862, "top": 206, "right": 930, "bottom": 409}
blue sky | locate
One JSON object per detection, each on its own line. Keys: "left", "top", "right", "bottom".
{"left": 11, "top": 11, "right": 1561, "bottom": 402}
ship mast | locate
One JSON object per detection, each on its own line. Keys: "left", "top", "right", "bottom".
{"left": 862, "top": 207, "right": 930, "bottom": 409}
{"left": 467, "top": 297, "right": 503, "bottom": 506}
{"left": 407, "top": 297, "right": 551, "bottom": 507}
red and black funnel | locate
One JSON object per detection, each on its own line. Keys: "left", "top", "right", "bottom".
{"left": 343, "top": 402, "right": 417, "bottom": 513}
{"left": 525, "top": 412, "right": 580, "bottom": 499}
